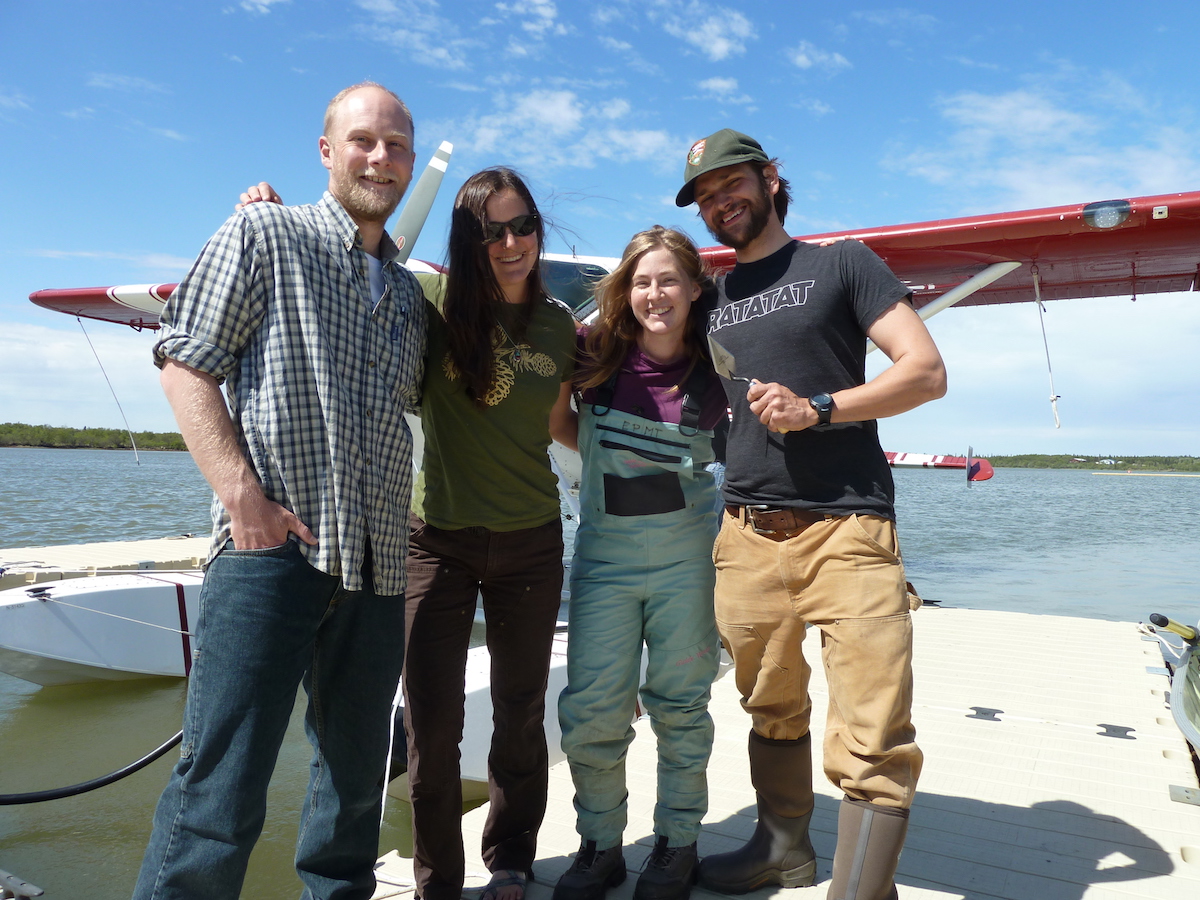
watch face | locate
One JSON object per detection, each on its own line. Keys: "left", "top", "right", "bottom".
{"left": 810, "top": 392, "right": 834, "bottom": 424}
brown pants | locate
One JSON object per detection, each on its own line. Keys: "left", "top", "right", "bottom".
{"left": 403, "top": 515, "right": 564, "bottom": 900}
{"left": 712, "top": 511, "right": 922, "bottom": 809}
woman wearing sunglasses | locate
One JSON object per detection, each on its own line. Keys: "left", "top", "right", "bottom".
{"left": 403, "top": 167, "right": 578, "bottom": 900}
{"left": 553, "top": 227, "right": 726, "bottom": 900}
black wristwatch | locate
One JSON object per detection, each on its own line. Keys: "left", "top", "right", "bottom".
{"left": 809, "top": 392, "right": 835, "bottom": 425}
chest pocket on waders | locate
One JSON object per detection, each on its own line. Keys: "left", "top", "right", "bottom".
{"left": 591, "top": 366, "right": 706, "bottom": 517}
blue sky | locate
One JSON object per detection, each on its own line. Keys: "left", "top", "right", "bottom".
{"left": 1, "top": 1, "right": 1198, "bottom": 456}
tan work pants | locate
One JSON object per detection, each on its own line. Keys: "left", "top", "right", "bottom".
{"left": 712, "top": 510, "right": 922, "bottom": 809}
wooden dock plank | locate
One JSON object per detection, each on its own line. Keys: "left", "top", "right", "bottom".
{"left": 376, "top": 607, "right": 1200, "bottom": 899}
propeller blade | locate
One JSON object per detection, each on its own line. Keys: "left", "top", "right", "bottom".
{"left": 392, "top": 140, "right": 453, "bottom": 264}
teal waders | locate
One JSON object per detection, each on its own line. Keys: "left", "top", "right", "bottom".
{"left": 558, "top": 372, "right": 721, "bottom": 852}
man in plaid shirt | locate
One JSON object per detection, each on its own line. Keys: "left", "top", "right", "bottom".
{"left": 134, "top": 82, "right": 426, "bottom": 900}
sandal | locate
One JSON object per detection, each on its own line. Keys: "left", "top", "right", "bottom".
{"left": 462, "top": 868, "right": 531, "bottom": 900}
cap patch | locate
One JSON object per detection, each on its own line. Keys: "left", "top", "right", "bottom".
{"left": 687, "top": 139, "right": 706, "bottom": 168}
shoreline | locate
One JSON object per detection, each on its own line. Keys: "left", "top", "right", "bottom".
{"left": 4, "top": 441, "right": 1196, "bottom": 470}
{"left": 0, "top": 444, "right": 187, "bottom": 452}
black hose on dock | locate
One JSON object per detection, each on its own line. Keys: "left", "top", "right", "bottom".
{"left": 0, "top": 730, "right": 182, "bottom": 805}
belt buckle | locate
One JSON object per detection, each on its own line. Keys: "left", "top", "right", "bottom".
{"left": 746, "top": 505, "right": 782, "bottom": 535}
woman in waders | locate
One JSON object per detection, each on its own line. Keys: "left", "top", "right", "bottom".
{"left": 553, "top": 227, "right": 727, "bottom": 900}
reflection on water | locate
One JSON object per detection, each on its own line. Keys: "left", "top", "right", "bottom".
{"left": 1, "top": 453, "right": 1198, "bottom": 897}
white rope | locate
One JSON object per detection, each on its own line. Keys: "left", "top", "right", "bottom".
{"left": 1032, "top": 269, "right": 1062, "bottom": 428}
{"left": 36, "top": 596, "right": 194, "bottom": 636}
{"left": 76, "top": 317, "right": 141, "bottom": 464}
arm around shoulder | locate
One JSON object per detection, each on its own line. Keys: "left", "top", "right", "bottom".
{"left": 549, "top": 380, "right": 579, "bottom": 452}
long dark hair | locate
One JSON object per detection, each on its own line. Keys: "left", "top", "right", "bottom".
{"left": 443, "top": 167, "right": 549, "bottom": 406}
{"left": 579, "top": 225, "right": 711, "bottom": 391}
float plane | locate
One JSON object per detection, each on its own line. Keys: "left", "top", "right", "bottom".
{"left": 28, "top": 143, "right": 1200, "bottom": 481}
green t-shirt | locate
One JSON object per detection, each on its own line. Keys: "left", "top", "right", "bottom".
{"left": 412, "top": 277, "right": 576, "bottom": 531}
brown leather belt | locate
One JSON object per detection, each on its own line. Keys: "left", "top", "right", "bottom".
{"left": 726, "top": 504, "right": 827, "bottom": 535}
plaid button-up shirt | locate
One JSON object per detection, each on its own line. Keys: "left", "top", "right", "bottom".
{"left": 154, "top": 192, "right": 427, "bottom": 594}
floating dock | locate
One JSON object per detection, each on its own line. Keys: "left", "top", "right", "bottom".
{"left": 0, "top": 537, "right": 207, "bottom": 590}
{"left": 374, "top": 606, "right": 1200, "bottom": 899}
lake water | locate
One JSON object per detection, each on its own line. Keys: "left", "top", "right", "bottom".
{"left": 0, "top": 447, "right": 1197, "bottom": 898}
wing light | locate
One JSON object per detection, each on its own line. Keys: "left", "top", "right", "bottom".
{"left": 1082, "top": 199, "right": 1131, "bottom": 230}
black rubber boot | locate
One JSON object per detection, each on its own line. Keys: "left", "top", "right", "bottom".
{"left": 633, "top": 836, "right": 698, "bottom": 900}
{"left": 698, "top": 731, "right": 816, "bottom": 893}
{"left": 553, "top": 841, "right": 627, "bottom": 900}
{"left": 825, "top": 798, "right": 909, "bottom": 900}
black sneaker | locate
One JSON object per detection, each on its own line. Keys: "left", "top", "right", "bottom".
{"left": 633, "top": 836, "right": 698, "bottom": 900}
{"left": 552, "top": 840, "right": 627, "bottom": 900}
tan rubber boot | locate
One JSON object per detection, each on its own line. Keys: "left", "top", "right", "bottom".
{"left": 698, "top": 731, "right": 816, "bottom": 893}
{"left": 825, "top": 798, "right": 909, "bottom": 900}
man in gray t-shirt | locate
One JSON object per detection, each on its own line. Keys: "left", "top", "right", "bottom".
{"left": 676, "top": 129, "right": 946, "bottom": 900}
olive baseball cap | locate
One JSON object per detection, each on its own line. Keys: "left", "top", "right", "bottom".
{"left": 675, "top": 129, "right": 768, "bottom": 207}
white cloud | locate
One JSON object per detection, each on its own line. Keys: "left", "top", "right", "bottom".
{"left": 594, "top": 32, "right": 660, "bottom": 76}
{"left": 854, "top": 9, "right": 937, "bottom": 31}
{"left": 796, "top": 98, "right": 833, "bottom": 116}
{"left": 0, "top": 324, "right": 175, "bottom": 432}
{"left": 944, "top": 90, "right": 1093, "bottom": 144}
{"left": 871, "top": 293, "right": 1200, "bottom": 455}
{"left": 506, "top": 37, "right": 534, "bottom": 58}
{"left": 892, "top": 85, "right": 1200, "bottom": 211}
{"left": 515, "top": 89, "right": 584, "bottom": 134}
{"left": 660, "top": 5, "right": 755, "bottom": 61}
{"left": 355, "top": 0, "right": 476, "bottom": 70}
{"left": 30, "top": 249, "right": 195, "bottom": 274}
{"left": 598, "top": 35, "right": 633, "bottom": 52}
{"left": 698, "top": 77, "right": 753, "bottom": 105}
{"left": 0, "top": 89, "right": 31, "bottom": 110}
{"left": 949, "top": 54, "right": 1001, "bottom": 71}
{"left": 698, "top": 76, "right": 735, "bottom": 94}
{"left": 241, "top": 0, "right": 291, "bottom": 13}
{"left": 787, "top": 41, "right": 851, "bottom": 73}
{"left": 598, "top": 99, "right": 631, "bottom": 120}
{"left": 591, "top": 5, "right": 622, "bottom": 25}
{"left": 148, "top": 127, "right": 188, "bottom": 142}
{"left": 62, "top": 107, "right": 95, "bottom": 119}
{"left": 497, "top": 0, "right": 568, "bottom": 38}
{"left": 87, "top": 73, "right": 169, "bottom": 94}
{"left": 430, "top": 89, "right": 680, "bottom": 174}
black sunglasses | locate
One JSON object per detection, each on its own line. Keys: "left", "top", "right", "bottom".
{"left": 483, "top": 213, "right": 539, "bottom": 244}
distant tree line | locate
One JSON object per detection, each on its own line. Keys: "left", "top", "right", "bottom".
{"left": 2, "top": 424, "right": 1195, "bottom": 469}
{"left": 0, "top": 422, "right": 186, "bottom": 451}
{"left": 987, "top": 454, "right": 1200, "bottom": 472}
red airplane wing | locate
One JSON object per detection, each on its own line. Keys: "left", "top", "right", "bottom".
{"left": 701, "top": 190, "right": 1200, "bottom": 311}
{"left": 30, "top": 190, "right": 1200, "bottom": 330}
{"left": 29, "top": 283, "right": 178, "bottom": 331}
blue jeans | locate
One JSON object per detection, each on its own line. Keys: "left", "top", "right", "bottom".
{"left": 133, "top": 540, "right": 406, "bottom": 900}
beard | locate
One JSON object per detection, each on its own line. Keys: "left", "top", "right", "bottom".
{"left": 705, "top": 178, "right": 772, "bottom": 250}
{"left": 330, "top": 168, "right": 405, "bottom": 224}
